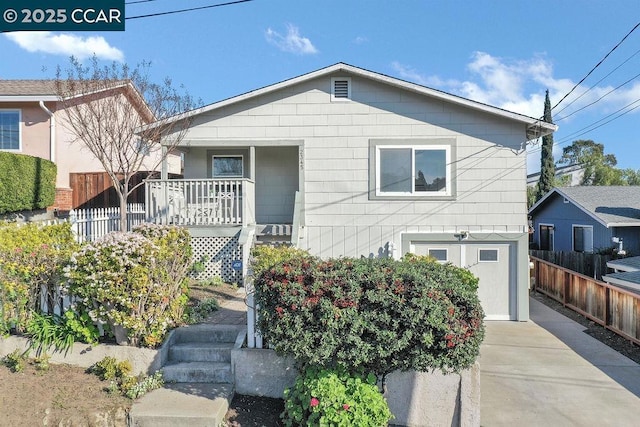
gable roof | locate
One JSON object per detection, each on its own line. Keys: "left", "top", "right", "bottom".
{"left": 149, "top": 62, "right": 557, "bottom": 138}
{"left": 0, "top": 79, "right": 155, "bottom": 122}
{"left": 529, "top": 186, "right": 640, "bottom": 227}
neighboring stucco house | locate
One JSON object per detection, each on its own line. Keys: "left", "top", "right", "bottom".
{"left": 529, "top": 186, "right": 640, "bottom": 254}
{"left": 146, "top": 63, "right": 556, "bottom": 321}
{"left": 0, "top": 80, "right": 180, "bottom": 210}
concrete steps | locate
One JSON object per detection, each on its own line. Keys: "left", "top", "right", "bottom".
{"left": 129, "top": 324, "right": 246, "bottom": 427}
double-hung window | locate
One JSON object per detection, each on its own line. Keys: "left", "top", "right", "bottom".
{"left": 372, "top": 140, "right": 453, "bottom": 198}
{"left": 0, "top": 110, "right": 20, "bottom": 151}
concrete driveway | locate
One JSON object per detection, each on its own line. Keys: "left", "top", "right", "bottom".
{"left": 480, "top": 297, "right": 640, "bottom": 427}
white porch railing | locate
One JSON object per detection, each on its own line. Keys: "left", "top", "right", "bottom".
{"left": 145, "top": 179, "right": 255, "bottom": 226}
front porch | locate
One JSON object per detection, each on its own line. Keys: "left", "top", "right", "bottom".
{"left": 145, "top": 178, "right": 255, "bottom": 227}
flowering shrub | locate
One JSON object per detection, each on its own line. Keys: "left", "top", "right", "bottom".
{"left": 282, "top": 366, "right": 393, "bottom": 426}
{"left": 0, "top": 222, "right": 78, "bottom": 334}
{"left": 254, "top": 254, "right": 485, "bottom": 376}
{"left": 64, "top": 226, "right": 191, "bottom": 347}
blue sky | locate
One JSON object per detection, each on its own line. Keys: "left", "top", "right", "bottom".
{"left": 2, "top": 0, "right": 640, "bottom": 174}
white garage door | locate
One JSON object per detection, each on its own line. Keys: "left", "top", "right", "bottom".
{"left": 412, "top": 242, "right": 515, "bottom": 320}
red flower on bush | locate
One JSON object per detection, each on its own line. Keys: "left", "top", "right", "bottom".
{"left": 343, "top": 403, "right": 350, "bottom": 410}
{"left": 310, "top": 397, "right": 319, "bottom": 407}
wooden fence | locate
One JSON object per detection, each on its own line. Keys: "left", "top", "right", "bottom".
{"left": 531, "top": 256, "right": 640, "bottom": 346}
{"left": 529, "top": 250, "right": 612, "bottom": 281}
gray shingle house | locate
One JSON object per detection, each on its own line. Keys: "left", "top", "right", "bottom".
{"left": 146, "top": 63, "right": 556, "bottom": 321}
{"left": 529, "top": 186, "right": 640, "bottom": 255}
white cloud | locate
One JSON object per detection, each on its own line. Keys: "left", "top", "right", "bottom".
{"left": 392, "top": 53, "right": 640, "bottom": 121}
{"left": 265, "top": 24, "right": 318, "bottom": 55}
{"left": 353, "top": 36, "right": 368, "bottom": 45}
{"left": 5, "top": 32, "right": 124, "bottom": 61}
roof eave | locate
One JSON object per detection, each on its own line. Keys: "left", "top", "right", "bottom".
{"left": 0, "top": 95, "right": 58, "bottom": 102}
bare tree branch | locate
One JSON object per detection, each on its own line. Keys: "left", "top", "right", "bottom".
{"left": 55, "top": 56, "right": 196, "bottom": 231}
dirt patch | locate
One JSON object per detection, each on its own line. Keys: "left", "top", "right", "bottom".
{"left": 188, "top": 281, "right": 243, "bottom": 306}
{"left": 0, "top": 361, "right": 130, "bottom": 427}
{"left": 225, "top": 394, "right": 284, "bottom": 426}
{"left": 0, "top": 281, "right": 244, "bottom": 426}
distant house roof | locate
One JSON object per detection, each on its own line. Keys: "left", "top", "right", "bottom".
{"left": 0, "top": 80, "right": 58, "bottom": 101}
{"left": 607, "top": 256, "right": 640, "bottom": 272}
{"left": 0, "top": 79, "right": 154, "bottom": 122}
{"left": 148, "top": 62, "right": 557, "bottom": 139}
{"left": 529, "top": 186, "right": 640, "bottom": 227}
{"left": 603, "top": 271, "right": 640, "bottom": 292}
{"left": 526, "top": 163, "right": 583, "bottom": 187}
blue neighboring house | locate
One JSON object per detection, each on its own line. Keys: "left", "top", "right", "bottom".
{"left": 529, "top": 186, "right": 640, "bottom": 255}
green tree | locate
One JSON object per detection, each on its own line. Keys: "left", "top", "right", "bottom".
{"left": 536, "top": 90, "right": 555, "bottom": 200}
{"left": 558, "top": 140, "right": 625, "bottom": 185}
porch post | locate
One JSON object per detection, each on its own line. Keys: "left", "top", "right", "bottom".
{"left": 249, "top": 146, "right": 256, "bottom": 180}
{"left": 161, "top": 145, "right": 168, "bottom": 179}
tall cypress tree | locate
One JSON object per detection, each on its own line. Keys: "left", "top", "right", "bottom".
{"left": 536, "top": 90, "right": 555, "bottom": 201}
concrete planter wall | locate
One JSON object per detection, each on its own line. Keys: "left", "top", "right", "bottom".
{"left": 231, "top": 348, "right": 480, "bottom": 427}
{"left": 0, "top": 330, "right": 175, "bottom": 375}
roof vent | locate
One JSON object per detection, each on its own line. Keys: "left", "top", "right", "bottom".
{"left": 331, "top": 77, "right": 351, "bottom": 101}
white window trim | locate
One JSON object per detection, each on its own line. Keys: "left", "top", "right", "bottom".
{"left": 375, "top": 144, "right": 451, "bottom": 197}
{"left": 539, "top": 223, "right": 555, "bottom": 251}
{"left": 212, "top": 154, "right": 244, "bottom": 178}
{"left": 572, "top": 224, "right": 594, "bottom": 253}
{"left": 478, "top": 248, "right": 499, "bottom": 263}
{"left": 428, "top": 248, "right": 448, "bottom": 263}
{"left": 0, "top": 109, "right": 22, "bottom": 152}
{"left": 331, "top": 77, "right": 351, "bottom": 101}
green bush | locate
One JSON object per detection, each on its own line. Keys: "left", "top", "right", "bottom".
{"left": 282, "top": 366, "right": 393, "bottom": 427}
{"left": 89, "top": 356, "right": 132, "bottom": 381}
{"left": 250, "top": 245, "right": 313, "bottom": 278}
{"left": 64, "top": 226, "right": 191, "bottom": 347}
{"left": 0, "top": 222, "right": 78, "bottom": 334}
{"left": 254, "top": 255, "right": 485, "bottom": 376}
{"left": 2, "top": 349, "right": 28, "bottom": 373}
{"left": 0, "top": 152, "right": 56, "bottom": 214}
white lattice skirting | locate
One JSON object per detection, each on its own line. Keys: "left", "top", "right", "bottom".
{"left": 191, "top": 235, "right": 242, "bottom": 283}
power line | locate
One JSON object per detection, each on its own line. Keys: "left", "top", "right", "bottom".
{"left": 551, "top": 20, "right": 640, "bottom": 112}
{"left": 553, "top": 47, "right": 640, "bottom": 118}
{"left": 126, "top": 0, "right": 254, "bottom": 20}
{"left": 555, "top": 70, "right": 640, "bottom": 122}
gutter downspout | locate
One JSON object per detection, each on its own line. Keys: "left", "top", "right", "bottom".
{"left": 39, "top": 101, "right": 55, "bottom": 162}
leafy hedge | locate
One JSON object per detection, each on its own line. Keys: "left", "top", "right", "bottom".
{"left": 0, "top": 222, "right": 78, "bottom": 334}
{"left": 254, "top": 253, "right": 485, "bottom": 376}
{"left": 0, "top": 152, "right": 56, "bottom": 214}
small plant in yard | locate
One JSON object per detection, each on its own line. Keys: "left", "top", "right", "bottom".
{"left": 26, "top": 309, "right": 100, "bottom": 356}
{"left": 89, "top": 356, "right": 163, "bottom": 399}
{"left": 282, "top": 366, "right": 393, "bottom": 427}
{"left": 184, "top": 297, "right": 219, "bottom": 324}
{"left": 33, "top": 354, "right": 51, "bottom": 372}
{"left": 2, "top": 349, "right": 28, "bottom": 373}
